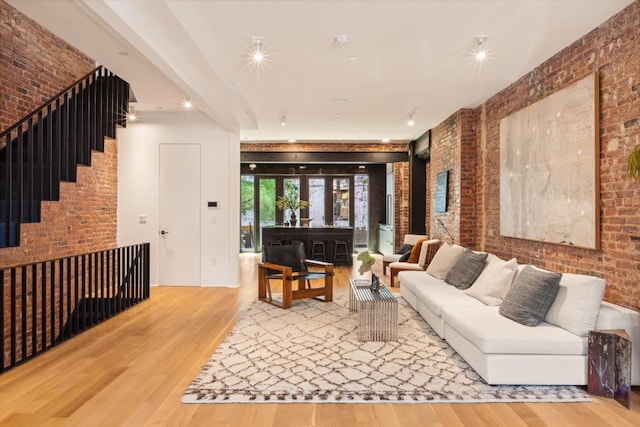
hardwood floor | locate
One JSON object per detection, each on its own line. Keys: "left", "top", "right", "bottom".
{"left": 1, "top": 253, "right": 639, "bottom": 426}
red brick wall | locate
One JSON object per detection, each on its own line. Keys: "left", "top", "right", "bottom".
{"left": 431, "top": 1, "right": 640, "bottom": 310}
{"left": 429, "top": 110, "right": 477, "bottom": 248}
{"left": 393, "top": 161, "right": 410, "bottom": 248}
{"left": 0, "top": 1, "right": 95, "bottom": 133}
{"left": 0, "top": 0, "right": 115, "bottom": 268}
{"left": 0, "top": 140, "right": 118, "bottom": 267}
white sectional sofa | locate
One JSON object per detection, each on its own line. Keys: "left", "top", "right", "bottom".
{"left": 398, "top": 245, "right": 640, "bottom": 386}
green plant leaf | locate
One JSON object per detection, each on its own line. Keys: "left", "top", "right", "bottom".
{"left": 628, "top": 144, "right": 640, "bottom": 182}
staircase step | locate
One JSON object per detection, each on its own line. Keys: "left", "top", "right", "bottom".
{"left": 0, "top": 200, "right": 41, "bottom": 223}
{"left": 0, "top": 222, "right": 20, "bottom": 247}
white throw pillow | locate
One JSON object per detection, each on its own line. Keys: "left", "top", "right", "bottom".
{"left": 425, "top": 243, "right": 464, "bottom": 280}
{"left": 465, "top": 254, "right": 517, "bottom": 305}
{"left": 544, "top": 273, "right": 606, "bottom": 336}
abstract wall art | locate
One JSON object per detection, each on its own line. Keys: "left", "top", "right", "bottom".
{"left": 499, "top": 73, "right": 600, "bottom": 249}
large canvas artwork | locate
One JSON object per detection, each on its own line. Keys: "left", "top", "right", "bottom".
{"left": 500, "top": 73, "right": 599, "bottom": 249}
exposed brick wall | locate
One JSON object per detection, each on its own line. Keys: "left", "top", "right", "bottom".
{"left": 432, "top": 1, "right": 640, "bottom": 310}
{"left": 429, "top": 110, "right": 477, "bottom": 248}
{"left": 0, "top": 1, "right": 95, "bottom": 133}
{"left": 1, "top": 1, "right": 119, "bottom": 366}
{"left": 0, "top": 139, "right": 118, "bottom": 267}
{"left": 0, "top": 0, "right": 115, "bottom": 266}
{"left": 393, "top": 161, "right": 410, "bottom": 248}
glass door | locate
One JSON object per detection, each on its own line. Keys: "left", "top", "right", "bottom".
{"left": 332, "top": 178, "right": 350, "bottom": 227}
{"left": 308, "top": 178, "right": 325, "bottom": 227}
{"left": 354, "top": 174, "right": 369, "bottom": 250}
{"left": 256, "top": 177, "right": 276, "bottom": 249}
{"left": 240, "top": 175, "right": 255, "bottom": 251}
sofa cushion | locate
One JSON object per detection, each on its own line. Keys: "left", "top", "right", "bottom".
{"left": 499, "top": 265, "right": 561, "bottom": 326}
{"left": 442, "top": 305, "right": 587, "bottom": 355}
{"left": 405, "top": 274, "right": 483, "bottom": 317}
{"left": 398, "top": 251, "right": 411, "bottom": 262}
{"left": 389, "top": 261, "right": 424, "bottom": 272}
{"left": 444, "top": 249, "right": 488, "bottom": 290}
{"left": 465, "top": 255, "right": 518, "bottom": 305}
{"left": 544, "top": 273, "right": 606, "bottom": 336}
{"left": 425, "top": 243, "right": 465, "bottom": 280}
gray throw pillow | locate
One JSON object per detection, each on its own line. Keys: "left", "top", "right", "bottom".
{"left": 397, "top": 243, "right": 414, "bottom": 254}
{"left": 398, "top": 251, "right": 411, "bottom": 262}
{"left": 444, "top": 249, "right": 488, "bottom": 290}
{"left": 499, "top": 265, "right": 562, "bottom": 326}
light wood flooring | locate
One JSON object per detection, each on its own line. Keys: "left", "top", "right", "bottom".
{"left": 0, "top": 253, "right": 639, "bottom": 426}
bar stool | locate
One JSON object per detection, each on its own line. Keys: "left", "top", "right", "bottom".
{"left": 310, "top": 240, "right": 327, "bottom": 261}
{"left": 333, "top": 240, "right": 351, "bottom": 266}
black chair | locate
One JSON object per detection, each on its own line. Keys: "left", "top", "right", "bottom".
{"left": 258, "top": 243, "right": 334, "bottom": 309}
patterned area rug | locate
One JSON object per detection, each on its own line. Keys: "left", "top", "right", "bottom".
{"left": 182, "top": 293, "right": 591, "bottom": 404}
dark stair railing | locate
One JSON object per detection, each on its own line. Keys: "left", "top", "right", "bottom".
{"left": 0, "top": 66, "right": 129, "bottom": 248}
{"left": 0, "top": 242, "right": 150, "bottom": 373}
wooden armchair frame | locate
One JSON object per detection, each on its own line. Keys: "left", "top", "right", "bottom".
{"left": 258, "top": 252, "right": 334, "bottom": 309}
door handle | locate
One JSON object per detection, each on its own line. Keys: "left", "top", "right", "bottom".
{"left": 160, "top": 230, "right": 169, "bottom": 236}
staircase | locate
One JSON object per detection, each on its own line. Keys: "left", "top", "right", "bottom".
{"left": 0, "top": 66, "right": 130, "bottom": 248}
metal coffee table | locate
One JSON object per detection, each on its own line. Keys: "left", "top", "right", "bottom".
{"left": 349, "top": 279, "right": 398, "bottom": 341}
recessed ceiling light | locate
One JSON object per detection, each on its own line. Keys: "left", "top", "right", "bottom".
{"left": 155, "top": 106, "right": 163, "bottom": 110}
{"left": 288, "top": 138, "right": 296, "bottom": 143}
{"left": 118, "top": 51, "right": 128, "bottom": 57}
{"left": 474, "top": 35, "right": 489, "bottom": 61}
{"left": 183, "top": 99, "right": 193, "bottom": 110}
{"left": 333, "top": 98, "right": 348, "bottom": 104}
{"left": 407, "top": 111, "right": 416, "bottom": 127}
{"left": 250, "top": 35, "right": 266, "bottom": 63}
{"left": 381, "top": 138, "right": 390, "bottom": 143}
{"left": 127, "top": 109, "right": 137, "bottom": 123}
{"left": 335, "top": 113, "right": 342, "bottom": 117}
{"left": 334, "top": 35, "right": 349, "bottom": 46}
{"left": 347, "top": 56, "right": 357, "bottom": 61}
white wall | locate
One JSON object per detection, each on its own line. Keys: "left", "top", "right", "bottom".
{"left": 117, "top": 111, "right": 240, "bottom": 287}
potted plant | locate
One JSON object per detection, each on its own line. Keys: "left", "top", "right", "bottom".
{"left": 357, "top": 250, "right": 380, "bottom": 291}
{"left": 275, "top": 193, "right": 308, "bottom": 226}
{"left": 628, "top": 144, "right": 640, "bottom": 182}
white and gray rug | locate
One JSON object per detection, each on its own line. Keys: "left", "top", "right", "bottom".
{"left": 182, "top": 294, "right": 591, "bottom": 404}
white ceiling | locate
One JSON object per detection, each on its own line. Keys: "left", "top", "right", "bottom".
{"left": 8, "top": 0, "right": 633, "bottom": 142}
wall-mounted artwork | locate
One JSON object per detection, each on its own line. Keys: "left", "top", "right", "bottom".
{"left": 500, "top": 72, "right": 600, "bottom": 249}
{"left": 435, "top": 170, "right": 448, "bottom": 213}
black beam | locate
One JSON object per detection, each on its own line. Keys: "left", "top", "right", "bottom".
{"left": 241, "top": 151, "right": 408, "bottom": 164}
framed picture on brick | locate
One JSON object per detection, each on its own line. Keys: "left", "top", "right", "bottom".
{"left": 435, "top": 170, "right": 448, "bottom": 213}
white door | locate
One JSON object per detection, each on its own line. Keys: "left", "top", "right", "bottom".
{"left": 159, "top": 143, "right": 201, "bottom": 285}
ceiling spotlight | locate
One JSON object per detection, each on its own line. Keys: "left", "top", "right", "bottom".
{"left": 474, "top": 36, "right": 489, "bottom": 61}
{"left": 280, "top": 115, "right": 287, "bottom": 126}
{"left": 127, "top": 108, "right": 137, "bottom": 123}
{"left": 288, "top": 138, "right": 296, "bottom": 143}
{"left": 183, "top": 99, "right": 193, "bottom": 110}
{"left": 249, "top": 163, "right": 257, "bottom": 170}
{"left": 334, "top": 35, "right": 349, "bottom": 46}
{"left": 335, "top": 113, "right": 342, "bottom": 117}
{"left": 251, "top": 35, "right": 265, "bottom": 63}
{"left": 381, "top": 138, "right": 390, "bottom": 143}
{"left": 407, "top": 111, "right": 416, "bottom": 127}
